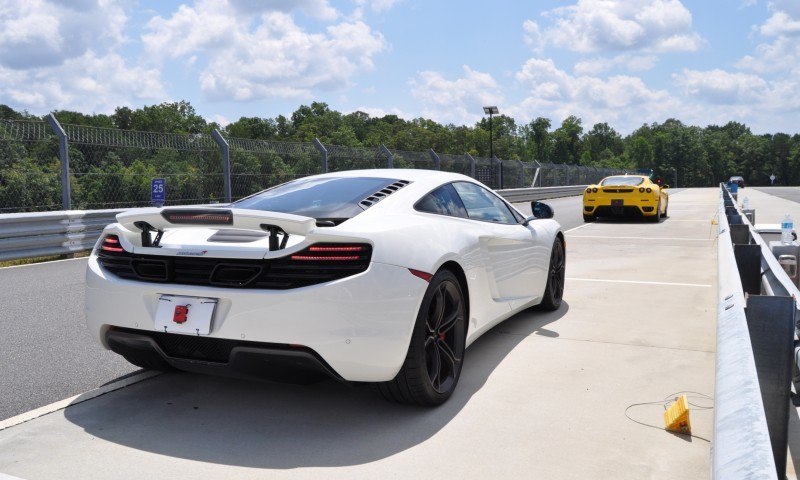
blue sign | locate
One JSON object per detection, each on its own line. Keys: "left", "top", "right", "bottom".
{"left": 151, "top": 178, "right": 166, "bottom": 206}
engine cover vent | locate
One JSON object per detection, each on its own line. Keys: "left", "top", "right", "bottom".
{"left": 359, "top": 180, "right": 411, "bottom": 209}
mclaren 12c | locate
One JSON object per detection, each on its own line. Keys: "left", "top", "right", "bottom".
{"left": 86, "top": 169, "right": 565, "bottom": 405}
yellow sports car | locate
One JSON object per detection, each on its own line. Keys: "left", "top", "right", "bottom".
{"left": 582, "top": 174, "right": 668, "bottom": 222}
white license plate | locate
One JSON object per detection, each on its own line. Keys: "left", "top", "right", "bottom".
{"left": 155, "top": 295, "right": 217, "bottom": 335}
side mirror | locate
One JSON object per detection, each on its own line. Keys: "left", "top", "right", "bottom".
{"left": 530, "top": 201, "right": 554, "bottom": 219}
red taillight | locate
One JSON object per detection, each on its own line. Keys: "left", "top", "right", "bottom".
{"left": 408, "top": 269, "right": 433, "bottom": 282}
{"left": 290, "top": 244, "right": 369, "bottom": 262}
{"left": 100, "top": 235, "right": 124, "bottom": 253}
{"left": 291, "top": 255, "right": 361, "bottom": 261}
{"left": 308, "top": 246, "right": 363, "bottom": 252}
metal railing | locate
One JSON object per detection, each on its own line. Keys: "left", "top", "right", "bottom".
{"left": 0, "top": 186, "right": 581, "bottom": 262}
{"left": 714, "top": 185, "right": 798, "bottom": 479}
{"left": 0, "top": 115, "right": 625, "bottom": 214}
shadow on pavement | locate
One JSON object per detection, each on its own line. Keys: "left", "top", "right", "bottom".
{"left": 64, "top": 302, "right": 569, "bottom": 468}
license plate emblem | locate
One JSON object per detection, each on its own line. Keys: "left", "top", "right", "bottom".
{"left": 155, "top": 295, "right": 217, "bottom": 335}
{"left": 173, "top": 305, "right": 189, "bottom": 324}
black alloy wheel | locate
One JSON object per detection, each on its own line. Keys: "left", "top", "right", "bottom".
{"left": 424, "top": 278, "right": 464, "bottom": 395}
{"left": 539, "top": 237, "right": 565, "bottom": 311}
{"left": 375, "top": 270, "right": 467, "bottom": 406}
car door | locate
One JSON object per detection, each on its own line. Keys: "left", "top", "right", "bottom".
{"left": 451, "top": 182, "right": 548, "bottom": 313}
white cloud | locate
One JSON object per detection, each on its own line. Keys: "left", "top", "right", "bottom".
{"left": 675, "top": 67, "right": 800, "bottom": 112}
{"left": 350, "top": 106, "right": 413, "bottom": 119}
{"left": 574, "top": 53, "right": 657, "bottom": 75}
{"left": 0, "top": 52, "right": 166, "bottom": 113}
{"left": 409, "top": 66, "right": 503, "bottom": 125}
{"left": 143, "top": 1, "right": 386, "bottom": 101}
{"left": 530, "top": 0, "right": 704, "bottom": 53}
{"left": 512, "top": 58, "right": 677, "bottom": 132}
{"left": 737, "top": 2, "right": 800, "bottom": 72}
{"left": 674, "top": 69, "right": 769, "bottom": 104}
{"left": 523, "top": 20, "right": 543, "bottom": 53}
{"left": 0, "top": 0, "right": 126, "bottom": 69}
{"left": 353, "top": 0, "right": 402, "bottom": 13}
{"left": 229, "top": 0, "right": 339, "bottom": 21}
{"left": 0, "top": 0, "right": 165, "bottom": 114}
{"left": 759, "top": 9, "right": 800, "bottom": 36}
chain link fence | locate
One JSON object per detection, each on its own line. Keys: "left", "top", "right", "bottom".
{"left": 65, "top": 125, "right": 224, "bottom": 209}
{"left": 0, "top": 115, "right": 627, "bottom": 213}
{"left": 228, "top": 138, "right": 320, "bottom": 201}
{"left": 0, "top": 120, "right": 62, "bottom": 213}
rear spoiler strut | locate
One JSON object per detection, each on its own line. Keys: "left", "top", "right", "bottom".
{"left": 116, "top": 207, "right": 316, "bottom": 249}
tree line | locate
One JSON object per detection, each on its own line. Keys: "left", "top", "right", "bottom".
{"left": 1, "top": 100, "right": 798, "bottom": 210}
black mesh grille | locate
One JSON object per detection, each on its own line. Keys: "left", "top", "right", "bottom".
{"left": 97, "top": 242, "right": 372, "bottom": 289}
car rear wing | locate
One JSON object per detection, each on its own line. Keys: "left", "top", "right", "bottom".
{"left": 116, "top": 207, "right": 316, "bottom": 237}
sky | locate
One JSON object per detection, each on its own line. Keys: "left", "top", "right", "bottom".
{"left": 0, "top": 0, "right": 798, "bottom": 135}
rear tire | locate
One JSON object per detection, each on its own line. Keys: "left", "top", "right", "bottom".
{"left": 375, "top": 270, "right": 467, "bottom": 406}
{"left": 583, "top": 214, "right": 595, "bottom": 222}
{"left": 539, "top": 237, "right": 565, "bottom": 311}
{"left": 648, "top": 201, "right": 662, "bottom": 223}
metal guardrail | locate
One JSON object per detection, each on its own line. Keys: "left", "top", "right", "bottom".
{"left": 0, "top": 209, "right": 125, "bottom": 261}
{"left": 714, "top": 188, "right": 776, "bottom": 479}
{"left": 0, "top": 186, "right": 583, "bottom": 262}
{"left": 714, "top": 185, "right": 798, "bottom": 479}
{"left": 495, "top": 185, "right": 587, "bottom": 203}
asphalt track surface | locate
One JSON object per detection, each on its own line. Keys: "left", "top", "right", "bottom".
{"left": 751, "top": 186, "right": 800, "bottom": 204}
{"left": 0, "top": 192, "right": 686, "bottom": 421}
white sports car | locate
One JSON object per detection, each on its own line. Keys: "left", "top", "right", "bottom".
{"left": 86, "top": 169, "right": 564, "bottom": 405}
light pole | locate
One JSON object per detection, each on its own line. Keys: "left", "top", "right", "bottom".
{"left": 483, "top": 106, "right": 499, "bottom": 158}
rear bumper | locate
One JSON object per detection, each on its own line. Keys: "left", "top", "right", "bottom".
{"left": 86, "top": 255, "right": 428, "bottom": 382}
{"left": 584, "top": 205, "right": 655, "bottom": 217}
{"left": 106, "top": 327, "right": 343, "bottom": 383}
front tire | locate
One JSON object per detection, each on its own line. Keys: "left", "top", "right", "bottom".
{"left": 583, "top": 213, "right": 596, "bottom": 222}
{"left": 539, "top": 237, "right": 565, "bottom": 311}
{"left": 375, "top": 270, "right": 467, "bottom": 406}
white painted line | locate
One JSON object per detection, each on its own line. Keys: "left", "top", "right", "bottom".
{"left": 0, "top": 256, "right": 88, "bottom": 270}
{"left": 564, "top": 223, "right": 592, "bottom": 233}
{"left": 567, "top": 235, "right": 711, "bottom": 242}
{"left": 0, "top": 371, "right": 161, "bottom": 431}
{"left": 566, "top": 277, "right": 712, "bottom": 288}
{"left": 0, "top": 473, "right": 27, "bottom": 480}
{"left": 660, "top": 219, "right": 714, "bottom": 223}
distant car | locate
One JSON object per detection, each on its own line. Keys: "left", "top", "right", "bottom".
{"left": 583, "top": 174, "right": 668, "bottom": 222}
{"left": 729, "top": 176, "right": 745, "bottom": 188}
{"left": 85, "top": 169, "right": 565, "bottom": 406}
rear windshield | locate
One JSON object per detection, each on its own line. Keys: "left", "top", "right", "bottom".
{"left": 233, "top": 176, "right": 398, "bottom": 220}
{"left": 600, "top": 176, "right": 644, "bottom": 186}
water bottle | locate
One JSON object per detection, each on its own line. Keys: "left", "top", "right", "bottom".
{"left": 742, "top": 196, "right": 749, "bottom": 210}
{"left": 781, "top": 213, "right": 793, "bottom": 244}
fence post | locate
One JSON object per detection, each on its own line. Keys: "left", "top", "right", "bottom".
{"left": 211, "top": 130, "right": 231, "bottom": 203}
{"left": 517, "top": 160, "right": 524, "bottom": 188}
{"left": 564, "top": 164, "right": 570, "bottom": 185}
{"left": 466, "top": 153, "right": 476, "bottom": 179}
{"left": 380, "top": 144, "right": 393, "bottom": 168}
{"left": 313, "top": 138, "right": 328, "bottom": 173}
{"left": 429, "top": 149, "right": 440, "bottom": 170}
{"left": 46, "top": 113, "right": 71, "bottom": 210}
{"left": 495, "top": 157, "right": 504, "bottom": 189}
{"left": 531, "top": 160, "right": 541, "bottom": 187}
